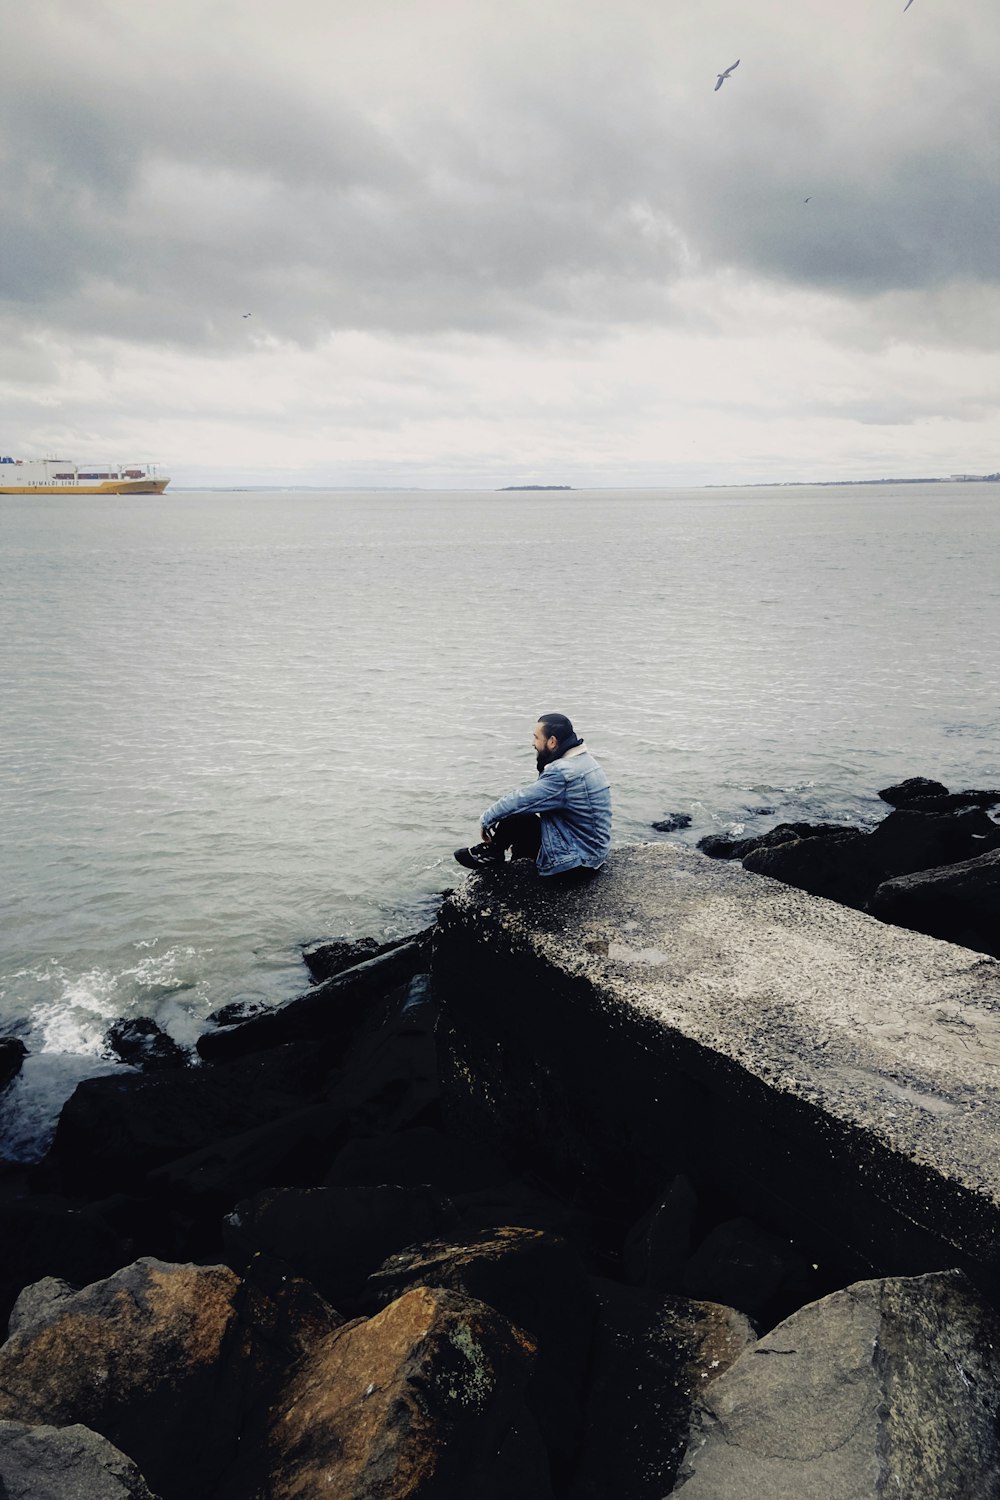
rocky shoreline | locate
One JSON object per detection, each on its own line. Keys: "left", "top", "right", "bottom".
{"left": 0, "top": 776, "right": 999, "bottom": 1497}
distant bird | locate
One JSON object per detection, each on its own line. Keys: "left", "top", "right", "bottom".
{"left": 715, "top": 59, "right": 740, "bottom": 91}
{"left": 242, "top": 312, "right": 252, "bottom": 318}
{"left": 903, "top": 0, "right": 914, "bottom": 9}
{"left": 804, "top": 197, "right": 812, "bottom": 203}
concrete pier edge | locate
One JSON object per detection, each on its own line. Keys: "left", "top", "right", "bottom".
{"left": 432, "top": 844, "right": 1000, "bottom": 1290}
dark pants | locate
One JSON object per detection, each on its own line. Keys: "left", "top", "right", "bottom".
{"left": 489, "top": 814, "right": 600, "bottom": 883}
{"left": 489, "top": 813, "right": 542, "bottom": 860}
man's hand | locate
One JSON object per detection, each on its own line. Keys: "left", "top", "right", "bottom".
{"left": 481, "top": 824, "right": 495, "bottom": 843}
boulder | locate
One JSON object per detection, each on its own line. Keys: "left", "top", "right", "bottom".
{"left": 568, "top": 1278, "right": 755, "bottom": 1500}
{"left": 43, "top": 1040, "right": 335, "bottom": 1197}
{"left": 364, "top": 1226, "right": 596, "bottom": 1473}
{"left": 651, "top": 814, "right": 692, "bottom": 833}
{"left": 742, "top": 808, "right": 1000, "bottom": 914}
{"left": 698, "top": 822, "right": 849, "bottom": 862}
{"left": 0, "top": 1256, "right": 340, "bottom": 1500}
{"left": 866, "top": 805, "right": 1000, "bottom": 870}
{"left": 223, "top": 1183, "right": 456, "bottom": 1309}
{"left": 900, "top": 790, "right": 1000, "bottom": 814}
{"left": 302, "top": 930, "right": 432, "bottom": 984}
{"left": 198, "top": 939, "right": 427, "bottom": 1062}
{"left": 877, "top": 776, "right": 949, "bottom": 807}
{"left": 869, "top": 847, "right": 1000, "bottom": 958}
{"left": 205, "top": 997, "right": 270, "bottom": 1027}
{"left": 227, "top": 1285, "right": 547, "bottom": 1500}
{"left": 0, "top": 1420, "right": 160, "bottom": 1500}
{"left": 103, "top": 1019, "right": 189, "bottom": 1072}
{"left": 1, "top": 1037, "right": 28, "bottom": 1091}
{"left": 0, "top": 1259, "right": 244, "bottom": 1497}
{"left": 674, "top": 1269, "right": 1000, "bottom": 1499}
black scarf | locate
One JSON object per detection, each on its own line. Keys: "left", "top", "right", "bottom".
{"left": 536, "top": 733, "right": 584, "bottom": 775}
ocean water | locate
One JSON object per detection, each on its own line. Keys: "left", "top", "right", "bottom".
{"left": 2, "top": 483, "right": 998, "bottom": 1155}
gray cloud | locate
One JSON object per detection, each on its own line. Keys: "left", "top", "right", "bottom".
{"left": 1, "top": 0, "right": 998, "bottom": 363}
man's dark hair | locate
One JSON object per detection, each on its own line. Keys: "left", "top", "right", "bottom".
{"left": 538, "top": 712, "right": 575, "bottom": 744}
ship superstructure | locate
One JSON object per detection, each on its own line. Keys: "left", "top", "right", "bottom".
{"left": 0, "top": 457, "right": 170, "bottom": 495}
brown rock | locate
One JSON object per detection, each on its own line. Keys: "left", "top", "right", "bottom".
{"left": 240, "top": 1284, "right": 545, "bottom": 1500}
{"left": 364, "top": 1227, "right": 596, "bottom": 1472}
{"left": 0, "top": 1256, "right": 340, "bottom": 1500}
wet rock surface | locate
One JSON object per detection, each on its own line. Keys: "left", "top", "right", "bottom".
{"left": 102, "top": 1018, "right": 190, "bottom": 1072}
{"left": 1, "top": 1037, "right": 28, "bottom": 1092}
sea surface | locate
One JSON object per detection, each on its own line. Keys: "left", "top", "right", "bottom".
{"left": 2, "top": 483, "right": 998, "bottom": 1155}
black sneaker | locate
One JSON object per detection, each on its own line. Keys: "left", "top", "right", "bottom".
{"left": 453, "top": 843, "right": 505, "bottom": 870}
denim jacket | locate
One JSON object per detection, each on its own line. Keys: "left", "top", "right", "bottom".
{"left": 481, "top": 744, "right": 612, "bottom": 875}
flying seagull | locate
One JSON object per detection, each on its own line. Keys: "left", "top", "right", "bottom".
{"left": 715, "top": 59, "right": 740, "bottom": 91}
{"left": 242, "top": 312, "right": 252, "bottom": 318}
{"left": 903, "top": 0, "right": 914, "bottom": 9}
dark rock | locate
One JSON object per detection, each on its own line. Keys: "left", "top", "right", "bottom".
{"left": 197, "top": 938, "right": 426, "bottom": 1063}
{"left": 205, "top": 997, "right": 270, "bottom": 1027}
{"left": 623, "top": 1174, "right": 698, "bottom": 1289}
{"left": 301, "top": 926, "right": 434, "bottom": 985}
{"left": 867, "top": 805, "right": 1000, "bottom": 870}
{"left": 42, "top": 1040, "right": 335, "bottom": 1198}
{"left": 327, "top": 973, "right": 441, "bottom": 1137}
{"left": 567, "top": 1277, "right": 754, "bottom": 1500}
{"left": 223, "top": 1183, "right": 456, "bottom": 1309}
{"left": 146, "top": 1101, "right": 350, "bottom": 1216}
{"left": 675, "top": 1270, "right": 1000, "bottom": 1498}
{"left": 148, "top": 976, "right": 440, "bottom": 1220}
{"left": 878, "top": 776, "right": 950, "bottom": 807}
{"left": 450, "top": 1178, "right": 596, "bottom": 1253}
{"left": 364, "top": 1226, "right": 597, "bottom": 1474}
{"left": 324, "top": 1123, "right": 508, "bottom": 1192}
{"left": 0, "top": 1420, "right": 161, "bottom": 1500}
{"left": 302, "top": 935, "right": 379, "bottom": 982}
{"left": 901, "top": 788, "right": 1000, "bottom": 814}
{"left": 681, "top": 1216, "right": 816, "bottom": 1325}
{"left": 1, "top": 1037, "right": 28, "bottom": 1091}
{"left": 103, "top": 1019, "right": 189, "bottom": 1072}
{"left": 225, "top": 1285, "right": 547, "bottom": 1500}
{"left": 698, "top": 822, "right": 849, "bottom": 861}
{"left": 742, "top": 828, "right": 880, "bottom": 906}
{"left": 742, "top": 808, "right": 1000, "bottom": 916}
{"left": 652, "top": 813, "right": 692, "bottom": 832}
{"left": 870, "top": 847, "right": 1000, "bottom": 958}
{"left": 0, "top": 1195, "right": 127, "bottom": 1333}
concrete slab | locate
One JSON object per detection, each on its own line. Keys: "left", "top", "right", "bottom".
{"left": 434, "top": 844, "right": 1000, "bottom": 1285}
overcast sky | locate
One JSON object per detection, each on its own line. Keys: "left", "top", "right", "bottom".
{"left": 3, "top": 0, "right": 999, "bottom": 487}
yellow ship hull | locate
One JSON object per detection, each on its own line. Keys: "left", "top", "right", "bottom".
{"left": 0, "top": 479, "right": 170, "bottom": 496}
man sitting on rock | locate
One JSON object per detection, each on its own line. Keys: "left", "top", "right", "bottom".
{"left": 454, "top": 712, "right": 612, "bottom": 880}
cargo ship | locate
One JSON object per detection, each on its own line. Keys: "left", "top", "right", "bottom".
{"left": 0, "top": 457, "right": 170, "bottom": 495}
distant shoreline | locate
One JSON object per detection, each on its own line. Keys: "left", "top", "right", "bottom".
{"left": 164, "top": 474, "right": 1000, "bottom": 493}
